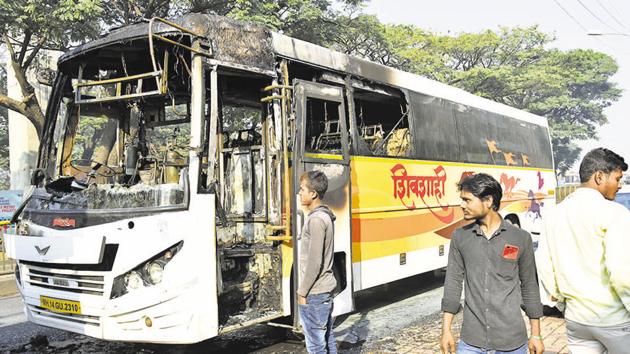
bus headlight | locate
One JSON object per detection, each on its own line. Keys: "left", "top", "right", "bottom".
{"left": 111, "top": 241, "right": 183, "bottom": 299}
{"left": 125, "top": 271, "right": 144, "bottom": 290}
{"left": 146, "top": 261, "right": 165, "bottom": 284}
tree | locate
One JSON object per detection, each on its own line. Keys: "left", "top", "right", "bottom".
{"left": 179, "top": 0, "right": 366, "bottom": 46}
{"left": 3, "top": 1, "right": 611, "bottom": 175}
{"left": 102, "top": 0, "right": 172, "bottom": 26}
{"left": 0, "top": 0, "right": 365, "bottom": 141}
{"left": 0, "top": 63, "right": 9, "bottom": 189}
{"left": 0, "top": 0, "right": 104, "bottom": 139}
{"left": 343, "top": 25, "right": 620, "bottom": 175}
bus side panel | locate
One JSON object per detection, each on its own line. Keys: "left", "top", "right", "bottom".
{"left": 350, "top": 156, "right": 556, "bottom": 291}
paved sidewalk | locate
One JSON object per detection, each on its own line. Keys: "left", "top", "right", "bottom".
{"left": 0, "top": 273, "right": 18, "bottom": 298}
{"left": 1, "top": 251, "right": 16, "bottom": 275}
{"left": 363, "top": 311, "right": 567, "bottom": 353}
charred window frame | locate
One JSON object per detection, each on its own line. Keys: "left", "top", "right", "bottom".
{"left": 303, "top": 97, "right": 344, "bottom": 156}
{"left": 352, "top": 86, "right": 411, "bottom": 158}
{"left": 50, "top": 37, "right": 196, "bottom": 186}
{"left": 139, "top": 96, "right": 192, "bottom": 184}
{"left": 39, "top": 73, "right": 71, "bottom": 182}
{"left": 202, "top": 68, "right": 271, "bottom": 221}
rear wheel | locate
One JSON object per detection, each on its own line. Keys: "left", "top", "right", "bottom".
{"left": 433, "top": 268, "right": 447, "bottom": 279}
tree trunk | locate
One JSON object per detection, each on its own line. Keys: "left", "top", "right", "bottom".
{"left": 7, "top": 57, "right": 45, "bottom": 139}
{"left": 1, "top": 34, "right": 46, "bottom": 140}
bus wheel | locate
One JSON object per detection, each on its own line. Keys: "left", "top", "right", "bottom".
{"left": 504, "top": 214, "right": 521, "bottom": 228}
{"left": 433, "top": 267, "right": 447, "bottom": 279}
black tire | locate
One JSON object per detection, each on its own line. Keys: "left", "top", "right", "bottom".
{"left": 504, "top": 214, "right": 521, "bottom": 228}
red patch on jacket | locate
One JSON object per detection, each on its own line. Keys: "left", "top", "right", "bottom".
{"left": 502, "top": 244, "right": 519, "bottom": 260}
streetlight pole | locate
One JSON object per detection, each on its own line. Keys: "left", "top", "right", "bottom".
{"left": 587, "top": 30, "right": 630, "bottom": 37}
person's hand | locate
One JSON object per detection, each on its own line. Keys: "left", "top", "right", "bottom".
{"left": 297, "top": 294, "right": 307, "bottom": 305}
{"left": 440, "top": 329, "right": 456, "bottom": 354}
{"left": 528, "top": 337, "right": 544, "bottom": 354}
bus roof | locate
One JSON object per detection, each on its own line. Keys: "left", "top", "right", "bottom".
{"left": 59, "top": 13, "right": 548, "bottom": 128}
{"left": 271, "top": 32, "right": 549, "bottom": 128}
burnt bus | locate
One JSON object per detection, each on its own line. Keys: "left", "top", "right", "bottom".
{"left": 5, "top": 13, "right": 555, "bottom": 343}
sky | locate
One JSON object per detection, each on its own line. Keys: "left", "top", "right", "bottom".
{"left": 365, "top": 0, "right": 630, "bottom": 173}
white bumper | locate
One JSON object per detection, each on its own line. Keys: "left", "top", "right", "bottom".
{"left": 4, "top": 233, "right": 104, "bottom": 264}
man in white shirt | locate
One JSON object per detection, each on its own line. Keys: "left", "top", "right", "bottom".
{"left": 537, "top": 148, "right": 630, "bottom": 354}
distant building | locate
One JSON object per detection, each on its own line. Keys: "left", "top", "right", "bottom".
{"left": 558, "top": 170, "right": 580, "bottom": 186}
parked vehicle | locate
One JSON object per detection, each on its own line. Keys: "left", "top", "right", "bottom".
{"left": 5, "top": 14, "right": 556, "bottom": 343}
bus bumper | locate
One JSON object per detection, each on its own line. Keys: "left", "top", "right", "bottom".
{"left": 20, "top": 276, "right": 216, "bottom": 344}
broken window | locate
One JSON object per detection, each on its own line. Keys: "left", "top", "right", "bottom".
{"left": 65, "top": 103, "right": 122, "bottom": 184}
{"left": 215, "top": 73, "right": 269, "bottom": 220}
{"left": 353, "top": 88, "right": 411, "bottom": 157}
{"left": 143, "top": 101, "right": 191, "bottom": 184}
{"left": 304, "top": 98, "right": 343, "bottom": 155}
{"left": 221, "top": 103, "right": 265, "bottom": 217}
{"left": 32, "top": 36, "right": 196, "bottom": 211}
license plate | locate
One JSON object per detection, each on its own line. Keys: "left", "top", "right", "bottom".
{"left": 40, "top": 296, "right": 81, "bottom": 315}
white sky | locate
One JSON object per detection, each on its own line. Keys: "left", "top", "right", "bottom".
{"left": 365, "top": 0, "right": 630, "bottom": 172}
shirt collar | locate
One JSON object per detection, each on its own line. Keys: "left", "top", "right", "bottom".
{"left": 571, "top": 187, "right": 605, "bottom": 200}
{"left": 471, "top": 219, "right": 509, "bottom": 238}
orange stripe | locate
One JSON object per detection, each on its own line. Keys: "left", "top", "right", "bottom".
{"left": 351, "top": 207, "right": 464, "bottom": 243}
{"left": 350, "top": 199, "right": 541, "bottom": 261}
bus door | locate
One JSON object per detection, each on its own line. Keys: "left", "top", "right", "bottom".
{"left": 293, "top": 80, "right": 354, "bottom": 317}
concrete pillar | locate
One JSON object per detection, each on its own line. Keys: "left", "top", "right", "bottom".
{"left": 7, "top": 52, "right": 58, "bottom": 190}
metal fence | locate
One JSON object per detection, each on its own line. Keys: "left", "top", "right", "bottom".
{"left": 0, "top": 221, "right": 16, "bottom": 274}
{"left": 556, "top": 184, "right": 579, "bottom": 204}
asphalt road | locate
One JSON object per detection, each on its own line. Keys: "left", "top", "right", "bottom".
{"left": 0, "top": 295, "right": 74, "bottom": 351}
{"left": 0, "top": 271, "right": 446, "bottom": 353}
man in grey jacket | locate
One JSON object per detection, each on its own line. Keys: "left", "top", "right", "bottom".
{"left": 297, "top": 170, "right": 337, "bottom": 354}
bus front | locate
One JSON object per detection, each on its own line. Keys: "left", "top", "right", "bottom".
{"left": 4, "top": 14, "right": 291, "bottom": 343}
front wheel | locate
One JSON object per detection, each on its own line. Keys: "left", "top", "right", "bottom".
{"left": 504, "top": 214, "right": 521, "bottom": 228}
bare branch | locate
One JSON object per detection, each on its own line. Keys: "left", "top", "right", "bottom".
{"left": 3, "top": 34, "right": 16, "bottom": 60}
{"left": 0, "top": 94, "right": 27, "bottom": 116}
{"left": 22, "top": 36, "right": 47, "bottom": 70}
{"left": 3, "top": 34, "right": 45, "bottom": 138}
{"left": 17, "top": 30, "right": 32, "bottom": 66}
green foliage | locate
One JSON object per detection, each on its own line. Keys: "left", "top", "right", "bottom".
{"left": 146, "top": 123, "right": 191, "bottom": 159}
{"left": 0, "top": 0, "right": 104, "bottom": 50}
{"left": 168, "top": 0, "right": 366, "bottom": 46}
{"left": 0, "top": 0, "right": 619, "bottom": 177}
{"left": 71, "top": 114, "right": 111, "bottom": 161}
{"left": 101, "top": 0, "right": 172, "bottom": 26}
{"left": 361, "top": 25, "right": 621, "bottom": 175}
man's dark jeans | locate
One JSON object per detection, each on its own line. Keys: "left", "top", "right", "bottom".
{"left": 298, "top": 292, "right": 337, "bottom": 354}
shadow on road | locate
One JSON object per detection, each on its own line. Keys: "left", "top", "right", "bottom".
{"left": 334, "top": 270, "right": 444, "bottom": 353}
{"left": 0, "top": 271, "right": 445, "bottom": 353}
